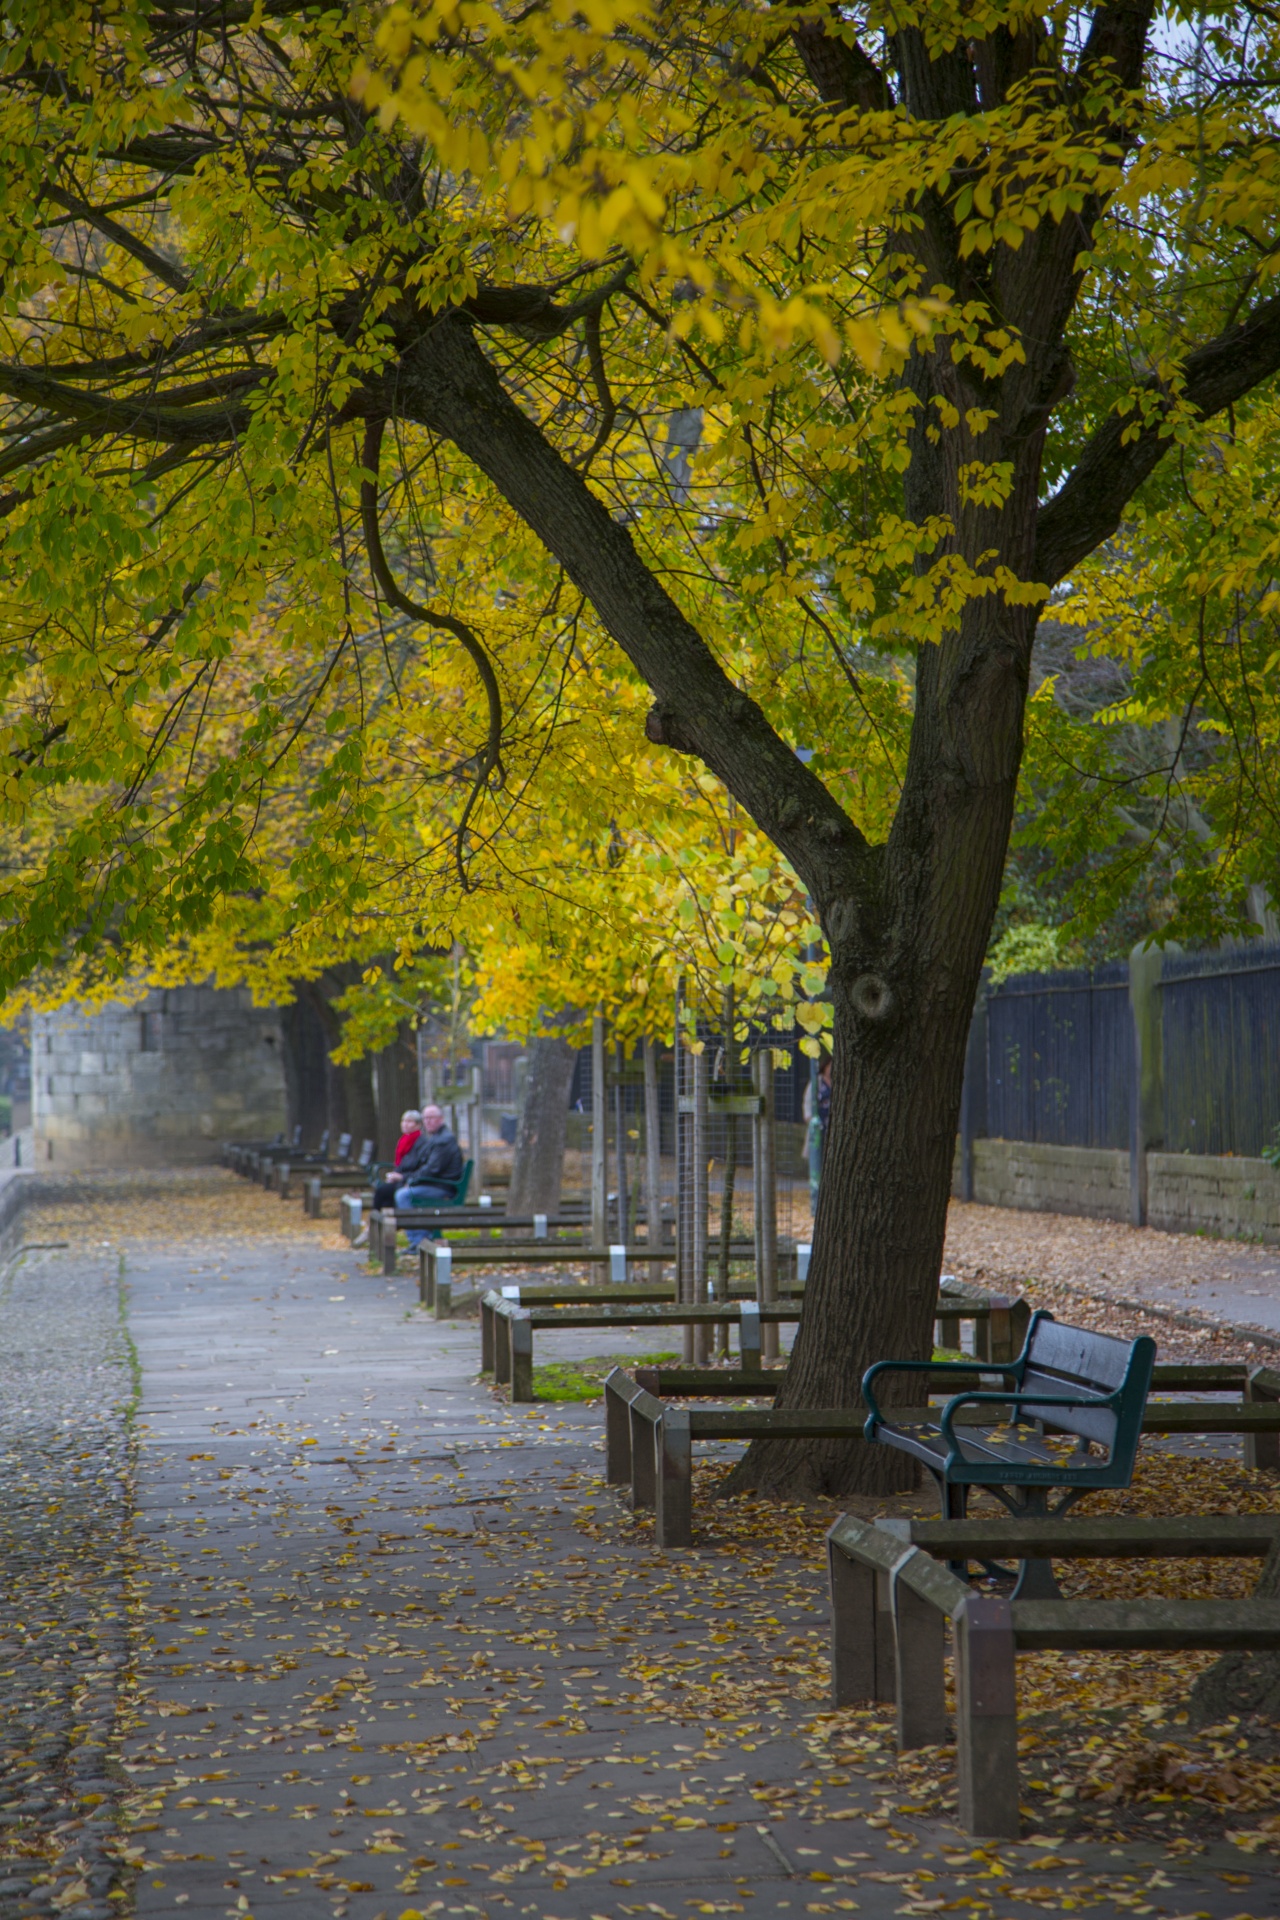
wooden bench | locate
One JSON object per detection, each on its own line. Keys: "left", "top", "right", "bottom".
{"left": 341, "top": 1199, "right": 587, "bottom": 1243}
{"left": 484, "top": 1296, "right": 802, "bottom": 1402}
{"left": 452, "top": 1262, "right": 813, "bottom": 1324}
{"left": 608, "top": 1360, "right": 1280, "bottom": 1550}
{"left": 827, "top": 1511, "right": 1280, "bottom": 1838}
{"left": 865, "top": 1313, "right": 1155, "bottom": 1593}
{"left": 281, "top": 1137, "right": 374, "bottom": 1200}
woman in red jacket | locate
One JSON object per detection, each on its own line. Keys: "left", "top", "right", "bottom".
{"left": 394, "top": 1110, "right": 421, "bottom": 1165}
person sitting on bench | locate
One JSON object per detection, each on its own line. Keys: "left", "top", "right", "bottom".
{"left": 371, "top": 1104, "right": 463, "bottom": 1221}
{"left": 393, "top": 1108, "right": 421, "bottom": 1167}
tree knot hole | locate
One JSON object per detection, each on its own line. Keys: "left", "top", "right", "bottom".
{"left": 851, "top": 973, "right": 894, "bottom": 1022}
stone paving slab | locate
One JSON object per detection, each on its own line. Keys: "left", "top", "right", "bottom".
{"left": 5, "top": 1198, "right": 1280, "bottom": 1920}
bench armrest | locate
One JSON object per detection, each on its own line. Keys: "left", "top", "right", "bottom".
{"left": 862, "top": 1358, "right": 1019, "bottom": 1435}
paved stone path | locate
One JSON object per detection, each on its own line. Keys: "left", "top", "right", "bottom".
{"left": 4, "top": 1201, "right": 1280, "bottom": 1918}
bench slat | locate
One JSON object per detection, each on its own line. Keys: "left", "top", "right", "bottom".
{"left": 910, "top": 1513, "right": 1280, "bottom": 1558}
{"left": 1011, "top": 1597, "right": 1280, "bottom": 1651}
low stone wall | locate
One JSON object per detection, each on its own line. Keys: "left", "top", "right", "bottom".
{"left": 1148, "top": 1152, "right": 1280, "bottom": 1243}
{"left": 959, "top": 1140, "right": 1130, "bottom": 1221}
{"left": 955, "top": 1138, "right": 1280, "bottom": 1243}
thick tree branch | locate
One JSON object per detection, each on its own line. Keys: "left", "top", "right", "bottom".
{"left": 790, "top": 5, "right": 892, "bottom": 111}
{"left": 1037, "top": 290, "right": 1280, "bottom": 586}
{"left": 0, "top": 364, "right": 260, "bottom": 442}
{"left": 384, "top": 313, "right": 872, "bottom": 912}
{"left": 1077, "top": 0, "right": 1157, "bottom": 93}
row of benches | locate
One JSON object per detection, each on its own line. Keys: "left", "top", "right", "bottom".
{"left": 603, "top": 1357, "right": 1280, "bottom": 1546}
{"left": 478, "top": 1283, "right": 1032, "bottom": 1397}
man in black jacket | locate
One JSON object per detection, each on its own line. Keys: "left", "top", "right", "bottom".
{"left": 371, "top": 1105, "right": 464, "bottom": 1213}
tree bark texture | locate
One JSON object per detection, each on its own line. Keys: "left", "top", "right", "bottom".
{"left": 506, "top": 1036, "right": 577, "bottom": 1218}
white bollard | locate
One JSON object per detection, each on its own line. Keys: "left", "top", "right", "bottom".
{"left": 609, "top": 1243, "right": 627, "bottom": 1284}
{"left": 480, "top": 1193, "right": 493, "bottom": 1209}
{"left": 534, "top": 1212, "right": 548, "bottom": 1239}
{"left": 796, "top": 1243, "right": 812, "bottom": 1284}
{"left": 501, "top": 1283, "right": 521, "bottom": 1302}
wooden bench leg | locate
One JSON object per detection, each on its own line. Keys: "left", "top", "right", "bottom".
{"left": 827, "top": 1545, "right": 896, "bottom": 1706}
{"left": 480, "top": 1299, "right": 495, "bottom": 1374}
{"left": 892, "top": 1554, "right": 948, "bottom": 1749}
{"left": 435, "top": 1276, "right": 452, "bottom": 1321}
{"left": 510, "top": 1316, "right": 534, "bottom": 1402}
{"left": 419, "top": 1247, "right": 433, "bottom": 1309}
{"left": 955, "top": 1593, "right": 1019, "bottom": 1839}
{"left": 630, "top": 1401, "right": 658, "bottom": 1510}
{"left": 494, "top": 1311, "right": 512, "bottom": 1386}
{"left": 988, "top": 1297, "right": 1013, "bottom": 1365}
{"left": 605, "top": 1376, "right": 633, "bottom": 1485}
{"left": 1245, "top": 1367, "right": 1280, "bottom": 1471}
{"left": 938, "top": 1313, "right": 961, "bottom": 1351}
{"left": 381, "top": 1213, "right": 398, "bottom": 1276}
{"left": 655, "top": 1409, "right": 693, "bottom": 1548}
{"left": 368, "top": 1212, "right": 381, "bottom": 1264}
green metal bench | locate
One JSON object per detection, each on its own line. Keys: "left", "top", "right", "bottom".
{"left": 864, "top": 1309, "right": 1155, "bottom": 1515}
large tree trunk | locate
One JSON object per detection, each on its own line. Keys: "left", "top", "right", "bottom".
{"left": 727, "top": 596, "right": 1034, "bottom": 1493}
{"left": 506, "top": 1036, "right": 577, "bottom": 1217}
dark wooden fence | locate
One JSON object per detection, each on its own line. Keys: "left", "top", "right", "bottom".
{"left": 967, "top": 945, "right": 1280, "bottom": 1161}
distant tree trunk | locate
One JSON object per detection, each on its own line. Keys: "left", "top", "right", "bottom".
{"left": 295, "top": 972, "right": 378, "bottom": 1152}
{"left": 280, "top": 991, "right": 330, "bottom": 1145}
{"left": 373, "top": 1026, "right": 420, "bottom": 1162}
{"left": 507, "top": 1037, "right": 577, "bottom": 1217}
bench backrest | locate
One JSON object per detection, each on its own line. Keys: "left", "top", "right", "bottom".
{"left": 1019, "top": 1313, "right": 1155, "bottom": 1455}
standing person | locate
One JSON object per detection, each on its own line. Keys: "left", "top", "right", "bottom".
{"left": 816, "top": 1057, "right": 832, "bottom": 1138}
{"left": 804, "top": 1054, "right": 832, "bottom": 1206}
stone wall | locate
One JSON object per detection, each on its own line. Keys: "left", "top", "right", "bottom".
{"left": 1148, "top": 1152, "right": 1280, "bottom": 1243}
{"left": 956, "top": 1138, "right": 1280, "bottom": 1243}
{"left": 30, "top": 987, "right": 287, "bottom": 1167}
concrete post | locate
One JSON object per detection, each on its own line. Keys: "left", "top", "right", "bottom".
{"left": 753, "top": 1048, "right": 779, "bottom": 1362}
{"left": 643, "top": 1037, "right": 664, "bottom": 1281}
{"left": 591, "top": 1013, "right": 607, "bottom": 1251}
{"left": 954, "top": 1593, "right": 1020, "bottom": 1839}
{"left": 959, "top": 983, "right": 987, "bottom": 1203}
{"left": 1129, "top": 944, "right": 1166, "bottom": 1228}
{"left": 692, "top": 1043, "right": 709, "bottom": 1365}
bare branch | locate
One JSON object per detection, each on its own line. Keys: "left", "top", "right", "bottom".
{"left": 359, "top": 415, "right": 504, "bottom": 891}
{"left": 1037, "top": 290, "right": 1280, "bottom": 586}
